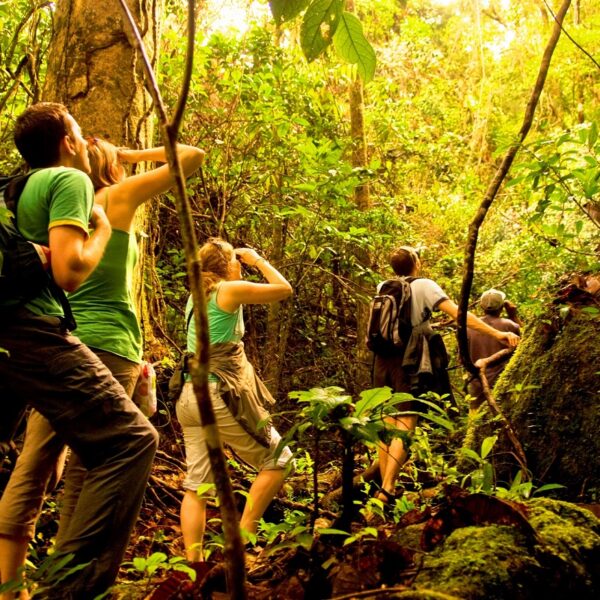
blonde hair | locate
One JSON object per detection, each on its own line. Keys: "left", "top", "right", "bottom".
{"left": 198, "top": 237, "right": 235, "bottom": 295}
{"left": 85, "top": 137, "right": 122, "bottom": 191}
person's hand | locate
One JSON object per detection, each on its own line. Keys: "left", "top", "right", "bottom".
{"left": 498, "top": 331, "right": 520, "bottom": 348}
{"left": 116, "top": 147, "right": 137, "bottom": 163}
{"left": 234, "top": 247, "right": 262, "bottom": 267}
{"left": 90, "top": 204, "right": 110, "bottom": 231}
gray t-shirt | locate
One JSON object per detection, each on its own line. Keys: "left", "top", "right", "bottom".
{"left": 378, "top": 277, "right": 449, "bottom": 326}
{"left": 408, "top": 278, "right": 449, "bottom": 325}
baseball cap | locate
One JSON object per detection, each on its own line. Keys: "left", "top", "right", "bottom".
{"left": 480, "top": 289, "right": 506, "bottom": 311}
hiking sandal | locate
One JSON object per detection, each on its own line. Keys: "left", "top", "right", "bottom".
{"left": 375, "top": 488, "right": 395, "bottom": 504}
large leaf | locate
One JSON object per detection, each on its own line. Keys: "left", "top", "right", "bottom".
{"left": 333, "top": 12, "right": 376, "bottom": 83}
{"left": 269, "top": 0, "right": 310, "bottom": 24}
{"left": 354, "top": 386, "right": 392, "bottom": 417}
{"left": 300, "top": 0, "right": 344, "bottom": 62}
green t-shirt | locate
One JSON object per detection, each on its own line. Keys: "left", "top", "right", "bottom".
{"left": 68, "top": 229, "right": 142, "bottom": 363}
{"left": 5, "top": 167, "right": 93, "bottom": 318}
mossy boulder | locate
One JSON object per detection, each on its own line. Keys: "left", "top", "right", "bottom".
{"left": 473, "top": 303, "right": 600, "bottom": 501}
{"left": 412, "top": 498, "right": 600, "bottom": 599}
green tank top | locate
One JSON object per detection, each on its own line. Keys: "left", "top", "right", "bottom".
{"left": 68, "top": 229, "right": 142, "bottom": 363}
{"left": 186, "top": 283, "right": 244, "bottom": 353}
{"left": 185, "top": 283, "right": 244, "bottom": 382}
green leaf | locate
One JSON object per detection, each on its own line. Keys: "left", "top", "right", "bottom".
{"left": 269, "top": 0, "right": 310, "bottom": 24}
{"left": 533, "top": 483, "right": 566, "bottom": 495}
{"left": 146, "top": 552, "right": 168, "bottom": 568}
{"left": 481, "top": 435, "right": 497, "bottom": 459}
{"left": 505, "top": 175, "right": 526, "bottom": 187}
{"left": 300, "top": 0, "right": 343, "bottom": 62}
{"left": 482, "top": 462, "right": 495, "bottom": 493}
{"left": 332, "top": 12, "right": 376, "bottom": 83}
{"left": 460, "top": 447, "right": 483, "bottom": 464}
{"left": 195, "top": 483, "right": 216, "bottom": 498}
{"left": 354, "top": 386, "right": 392, "bottom": 417}
{"left": 173, "top": 563, "right": 197, "bottom": 582}
{"left": 132, "top": 557, "right": 147, "bottom": 571}
{"left": 315, "top": 528, "right": 348, "bottom": 535}
{"left": 510, "top": 469, "right": 523, "bottom": 489}
{"left": 411, "top": 411, "right": 455, "bottom": 432}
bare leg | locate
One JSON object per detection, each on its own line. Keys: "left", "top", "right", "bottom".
{"left": 0, "top": 535, "right": 29, "bottom": 600}
{"left": 180, "top": 490, "right": 207, "bottom": 562}
{"left": 239, "top": 468, "right": 286, "bottom": 536}
{"left": 0, "top": 411, "right": 65, "bottom": 600}
{"left": 376, "top": 415, "right": 417, "bottom": 502}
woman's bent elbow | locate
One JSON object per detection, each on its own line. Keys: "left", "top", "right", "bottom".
{"left": 181, "top": 147, "right": 205, "bottom": 174}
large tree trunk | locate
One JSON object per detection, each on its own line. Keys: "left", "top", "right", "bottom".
{"left": 43, "top": 0, "right": 157, "bottom": 145}
{"left": 43, "top": 0, "right": 162, "bottom": 355}
{"left": 474, "top": 276, "right": 600, "bottom": 501}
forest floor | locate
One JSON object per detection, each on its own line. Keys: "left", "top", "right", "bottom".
{"left": 102, "top": 439, "right": 600, "bottom": 600}
{"left": 3, "top": 275, "right": 599, "bottom": 598}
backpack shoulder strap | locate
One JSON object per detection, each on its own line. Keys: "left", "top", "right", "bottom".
{"left": 3, "top": 171, "right": 36, "bottom": 216}
{"left": 2, "top": 170, "right": 76, "bottom": 330}
{"left": 49, "top": 280, "right": 77, "bottom": 332}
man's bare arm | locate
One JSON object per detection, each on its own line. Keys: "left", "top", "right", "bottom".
{"left": 438, "top": 299, "right": 520, "bottom": 348}
{"left": 49, "top": 205, "right": 111, "bottom": 292}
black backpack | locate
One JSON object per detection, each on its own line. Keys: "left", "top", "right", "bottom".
{"left": 0, "top": 172, "right": 76, "bottom": 329}
{"left": 168, "top": 310, "right": 194, "bottom": 401}
{"left": 365, "top": 277, "right": 415, "bottom": 356}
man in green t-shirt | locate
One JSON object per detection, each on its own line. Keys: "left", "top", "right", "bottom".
{"left": 0, "top": 103, "right": 158, "bottom": 600}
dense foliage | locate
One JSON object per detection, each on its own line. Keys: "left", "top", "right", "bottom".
{"left": 151, "top": 0, "right": 600, "bottom": 396}
{"left": 0, "top": 1, "right": 599, "bottom": 596}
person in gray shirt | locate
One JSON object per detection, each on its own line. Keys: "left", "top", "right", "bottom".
{"left": 371, "top": 247, "right": 520, "bottom": 507}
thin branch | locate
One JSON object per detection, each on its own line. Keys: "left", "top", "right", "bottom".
{"left": 541, "top": 0, "right": 600, "bottom": 71}
{"left": 171, "top": 0, "right": 195, "bottom": 130}
{"left": 475, "top": 349, "right": 529, "bottom": 475}
{"left": 329, "top": 587, "right": 463, "bottom": 600}
{"left": 457, "top": 0, "right": 573, "bottom": 376}
{"left": 116, "top": 2, "right": 247, "bottom": 598}
{"left": 521, "top": 146, "right": 600, "bottom": 230}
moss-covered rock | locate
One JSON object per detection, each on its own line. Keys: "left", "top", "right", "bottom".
{"left": 414, "top": 525, "right": 543, "bottom": 599}
{"left": 411, "top": 498, "right": 600, "bottom": 599}
{"left": 474, "top": 305, "right": 600, "bottom": 501}
{"left": 528, "top": 498, "right": 600, "bottom": 595}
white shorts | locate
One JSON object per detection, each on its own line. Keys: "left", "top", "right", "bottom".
{"left": 175, "top": 382, "right": 293, "bottom": 492}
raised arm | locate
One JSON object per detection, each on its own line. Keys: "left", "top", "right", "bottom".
{"left": 437, "top": 299, "right": 520, "bottom": 348}
{"left": 49, "top": 205, "right": 112, "bottom": 292}
{"left": 103, "top": 144, "right": 205, "bottom": 230}
{"left": 218, "top": 248, "right": 293, "bottom": 311}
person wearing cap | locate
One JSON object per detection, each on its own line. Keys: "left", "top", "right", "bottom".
{"left": 370, "top": 247, "right": 520, "bottom": 507}
{"left": 466, "top": 288, "right": 522, "bottom": 410}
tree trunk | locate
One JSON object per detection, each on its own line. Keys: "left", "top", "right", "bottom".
{"left": 263, "top": 218, "right": 292, "bottom": 397}
{"left": 43, "top": 0, "right": 157, "bottom": 145}
{"left": 345, "top": 0, "right": 372, "bottom": 390}
{"left": 349, "top": 77, "right": 369, "bottom": 210}
{"left": 43, "top": 0, "right": 161, "bottom": 355}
